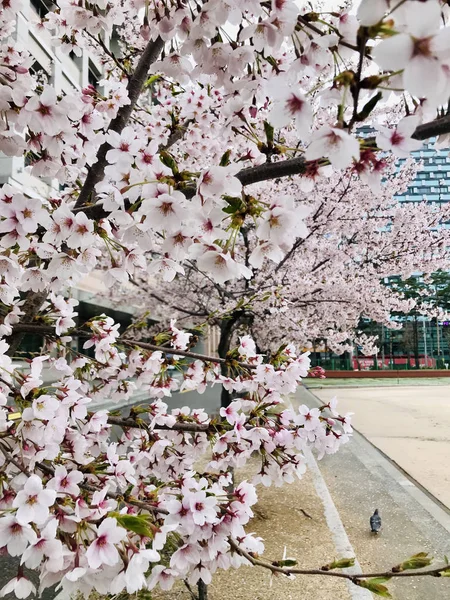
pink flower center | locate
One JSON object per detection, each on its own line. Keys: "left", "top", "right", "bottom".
{"left": 160, "top": 202, "right": 175, "bottom": 216}
{"left": 390, "top": 131, "right": 404, "bottom": 146}
{"left": 413, "top": 37, "right": 432, "bottom": 58}
{"left": 96, "top": 534, "right": 108, "bottom": 547}
{"left": 37, "top": 103, "right": 51, "bottom": 117}
{"left": 286, "top": 93, "right": 304, "bottom": 115}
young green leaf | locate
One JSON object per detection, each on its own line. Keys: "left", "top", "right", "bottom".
{"left": 322, "top": 557, "right": 355, "bottom": 571}
{"left": 357, "top": 579, "right": 392, "bottom": 598}
{"left": 109, "top": 512, "right": 154, "bottom": 538}
{"left": 263, "top": 121, "right": 274, "bottom": 145}
{"left": 392, "top": 552, "right": 433, "bottom": 572}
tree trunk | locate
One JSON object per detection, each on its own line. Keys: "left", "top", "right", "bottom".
{"left": 218, "top": 311, "right": 248, "bottom": 408}
{"left": 198, "top": 580, "right": 208, "bottom": 600}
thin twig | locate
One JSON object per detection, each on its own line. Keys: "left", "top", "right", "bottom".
{"left": 229, "top": 538, "right": 450, "bottom": 581}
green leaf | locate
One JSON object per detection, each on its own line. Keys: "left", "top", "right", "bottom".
{"left": 322, "top": 557, "right": 356, "bottom": 571}
{"left": 357, "top": 579, "right": 392, "bottom": 598}
{"left": 392, "top": 552, "right": 433, "bottom": 572}
{"left": 220, "top": 150, "right": 231, "bottom": 166}
{"left": 278, "top": 559, "right": 298, "bottom": 568}
{"left": 159, "top": 151, "right": 179, "bottom": 174}
{"left": 356, "top": 91, "right": 383, "bottom": 122}
{"left": 144, "top": 74, "right": 161, "bottom": 88}
{"left": 330, "top": 557, "right": 356, "bottom": 570}
{"left": 263, "top": 120, "right": 274, "bottom": 144}
{"left": 109, "top": 512, "right": 154, "bottom": 538}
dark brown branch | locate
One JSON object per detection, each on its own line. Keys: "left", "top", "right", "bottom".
{"left": 121, "top": 339, "right": 256, "bottom": 369}
{"left": 107, "top": 415, "right": 212, "bottom": 432}
{"left": 237, "top": 156, "right": 307, "bottom": 186}
{"left": 74, "top": 36, "right": 164, "bottom": 209}
{"left": 6, "top": 289, "right": 49, "bottom": 357}
{"left": 412, "top": 115, "right": 450, "bottom": 141}
{"left": 9, "top": 323, "right": 257, "bottom": 369}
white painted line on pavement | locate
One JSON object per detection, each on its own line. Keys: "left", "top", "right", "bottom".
{"left": 304, "top": 448, "right": 372, "bottom": 600}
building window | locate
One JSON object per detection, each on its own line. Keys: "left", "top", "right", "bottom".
{"left": 30, "top": 0, "right": 55, "bottom": 18}
{"left": 88, "top": 60, "right": 101, "bottom": 89}
{"left": 29, "top": 58, "right": 50, "bottom": 86}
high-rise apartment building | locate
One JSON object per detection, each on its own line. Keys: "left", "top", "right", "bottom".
{"left": 397, "top": 141, "right": 450, "bottom": 205}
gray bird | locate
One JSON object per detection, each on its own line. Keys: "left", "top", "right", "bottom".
{"left": 370, "top": 509, "right": 382, "bottom": 534}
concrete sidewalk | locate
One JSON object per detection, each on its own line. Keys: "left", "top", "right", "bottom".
{"left": 311, "top": 384, "right": 450, "bottom": 509}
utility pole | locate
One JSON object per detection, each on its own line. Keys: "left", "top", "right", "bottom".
{"left": 423, "top": 320, "right": 428, "bottom": 367}
{"left": 435, "top": 284, "right": 441, "bottom": 360}
{"left": 436, "top": 318, "right": 441, "bottom": 358}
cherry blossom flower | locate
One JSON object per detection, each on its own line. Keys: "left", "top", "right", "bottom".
{"left": 196, "top": 249, "right": 251, "bottom": 284}
{"left": 238, "top": 335, "right": 257, "bottom": 358}
{"left": 357, "top": 0, "right": 391, "bottom": 26}
{"left": 22, "top": 86, "right": 66, "bottom": 136}
{"left": 85, "top": 517, "right": 127, "bottom": 569}
{"left": 32, "top": 394, "right": 60, "bottom": 420}
{"left": 170, "top": 319, "right": 192, "bottom": 350}
{"left": 21, "top": 519, "right": 63, "bottom": 570}
{"left": 13, "top": 474, "right": 56, "bottom": 525}
{"left": 0, "top": 516, "right": 37, "bottom": 556}
{"left": 106, "top": 127, "right": 142, "bottom": 167}
{"left": 220, "top": 400, "right": 242, "bottom": 425}
{"left": 373, "top": 1, "right": 450, "bottom": 100}
{"left": 147, "top": 565, "right": 178, "bottom": 591}
{"left": 269, "top": 84, "right": 312, "bottom": 138}
{"left": 0, "top": 577, "right": 36, "bottom": 599}
{"left": 124, "top": 548, "right": 160, "bottom": 593}
{"left": 295, "top": 405, "right": 321, "bottom": 432}
{"left": 376, "top": 116, "right": 423, "bottom": 158}
{"left": 137, "top": 192, "right": 186, "bottom": 233}
{"left": 305, "top": 127, "right": 360, "bottom": 170}
{"left": 47, "top": 466, "right": 83, "bottom": 496}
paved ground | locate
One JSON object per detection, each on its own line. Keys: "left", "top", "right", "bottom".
{"left": 310, "top": 384, "right": 450, "bottom": 509}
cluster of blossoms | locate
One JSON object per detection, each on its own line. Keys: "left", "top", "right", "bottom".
{"left": 0, "top": 314, "right": 352, "bottom": 597}
{"left": 0, "top": 0, "right": 450, "bottom": 596}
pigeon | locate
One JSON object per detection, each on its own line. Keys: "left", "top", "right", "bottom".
{"left": 370, "top": 509, "right": 382, "bottom": 534}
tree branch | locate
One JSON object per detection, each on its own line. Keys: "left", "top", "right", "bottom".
{"left": 107, "top": 415, "right": 213, "bottom": 432}
{"left": 412, "top": 115, "right": 450, "bottom": 141}
{"left": 9, "top": 323, "right": 257, "bottom": 369}
{"left": 5, "top": 289, "right": 49, "bottom": 357}
{"left": 74, "top": 36, "right": 164, "bottom": 210}
{"left": 229, "top": 538, "right": 450, "bottom": 582}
